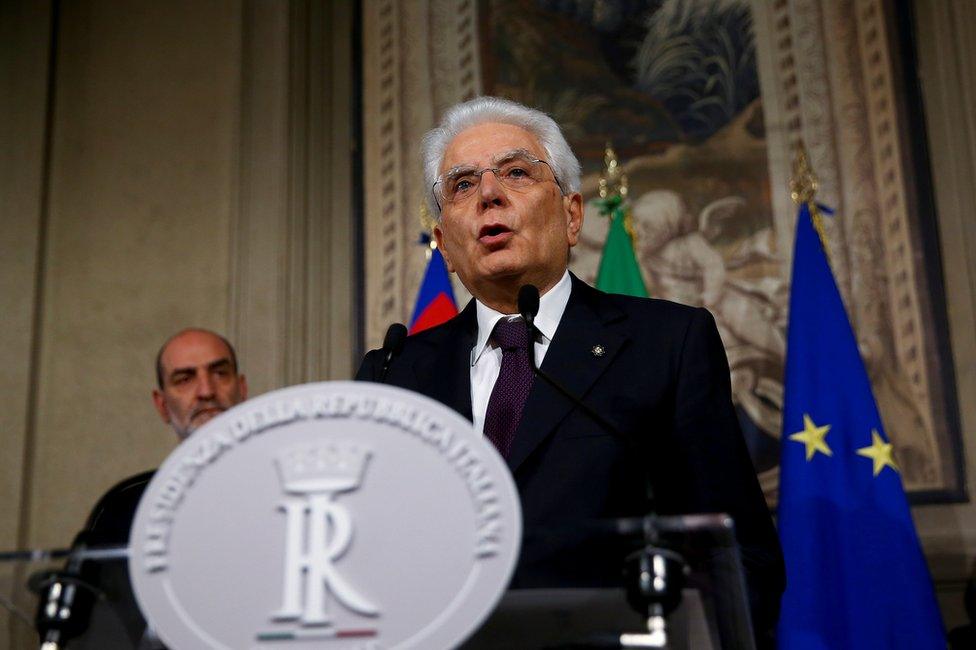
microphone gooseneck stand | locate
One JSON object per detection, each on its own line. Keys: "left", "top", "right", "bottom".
{"left": 516, "top": 285, "right": 620, "bottom": 437}
{"left": 1, "top": 544, "right": 130, "bottom": 649}
{"left": 517, "top": 284, "right": 689, "bottom": 649}
{"left": 619, "top": 520, "right": 689, "bottom": 648}
{"left": 32, "top": 540, "right": 99, "bottom": 650}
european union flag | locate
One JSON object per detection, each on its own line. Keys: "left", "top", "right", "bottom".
{"left": 776, "top": 203, "right": 945, "bottom": 648}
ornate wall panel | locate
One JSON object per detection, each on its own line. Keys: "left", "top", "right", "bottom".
{"left": 908, "top": 0, "right": 976, "bottom": 621}
{"left": 752, "top": 0, "right": 956, "bottom": 497}
{"left": 362, "top": 0, "right": 480, "bottom": 351}
{"left": 361, "top": 0, "right": 962, "bottom": 500}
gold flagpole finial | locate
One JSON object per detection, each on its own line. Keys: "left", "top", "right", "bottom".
{"left": 598, "top": 143, "right": 637, "bottom": 246}
{"left": 598, "top": 143, "right": 628, "bottom": 200}
{"left": 419, "top": 201, "right": 437, "bottom": 260}
{"left": 790, "top": 141, "right": 829, "bottom": 254}
{"left": 419, "top": 201, "right": 437, "bottom": 236}
{"left": 789, "top": 141, "right": 818, "bottom": 205}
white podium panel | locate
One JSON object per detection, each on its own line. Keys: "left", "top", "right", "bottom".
{"left": 129, "top": 382, "right": 522, "bottom": 650}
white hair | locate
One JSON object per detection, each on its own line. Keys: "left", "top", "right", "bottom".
{"left": 421, "top": 96, "right": 582, "bottom": 215}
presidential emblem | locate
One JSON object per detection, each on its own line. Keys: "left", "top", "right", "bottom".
{"left": 269, "top": 444, "right": 380, "bottom": 632}
{"left": 129, "top": 382, "right": 522, "bottom": 649}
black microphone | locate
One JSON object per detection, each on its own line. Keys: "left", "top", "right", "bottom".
{"left": 517, "top": 284, "right": 619, "bottom": 436}
{"left": 33, "top": 537, "right": 97, "bottom": 649}
{"left": 517, "top": 284, "right": 540, "bottom": 332}
{"left": 379, "top": 323, "right": 408, "bottom": 382}
{"left": 517, "top": 284, "right": 654, "bottom": 505}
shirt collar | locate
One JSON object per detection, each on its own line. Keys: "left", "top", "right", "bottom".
{"left": 471, "top": 270, "right": 572, "bottom": 365}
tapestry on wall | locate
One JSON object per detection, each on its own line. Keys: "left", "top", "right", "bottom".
{"left": 479, "top": 0, "right": 962, "bottom": 502}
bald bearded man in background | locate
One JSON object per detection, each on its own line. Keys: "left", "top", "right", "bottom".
{"left": 83, "top": 327, "right": 248, "bottom": 547}
{"left": 151, "top": 328, "right": 248, "bottom": 440}
{"left": 56, "top": 329, "right": 248, "bottom": 648}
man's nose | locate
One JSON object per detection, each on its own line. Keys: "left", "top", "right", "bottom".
{"left": 196, "top": 374, "right": 216, "bottom": 399}
{"left": 478, "top": 169, "right": 507, "bottom": 209}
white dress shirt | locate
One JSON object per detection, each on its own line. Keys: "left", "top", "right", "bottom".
{"left": 470, "top": 270, "right": 572, "bottom": 435}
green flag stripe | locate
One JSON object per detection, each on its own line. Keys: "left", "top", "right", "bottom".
{"left": 595, "top": 213, "right": 648, "bottom": 298}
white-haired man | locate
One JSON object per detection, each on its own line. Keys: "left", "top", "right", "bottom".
{"left": 357, "top": 96, "right": 784, "bottom": 643}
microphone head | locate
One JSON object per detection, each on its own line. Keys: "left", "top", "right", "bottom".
{"left": 517, "top": 284, "right": 540, "bottom": 323}
{"left": 383, "top": 323, "right": 408, "bottom": 354}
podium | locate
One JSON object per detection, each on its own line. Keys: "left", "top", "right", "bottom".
{"left": 4, "top": 514, "right": 755, "bottom": 649}
{"left": 2, "top": 382, "right": 759, "bottom": 649}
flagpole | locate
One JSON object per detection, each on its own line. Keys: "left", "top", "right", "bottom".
{"left": 789, "top": 141, "right": 830, "bottom": 256}
{"left": 598, "top": 144, "right": 637, "bottom": 247}
{"left": 419, "top": 201, "right": 437, "bottom": 262}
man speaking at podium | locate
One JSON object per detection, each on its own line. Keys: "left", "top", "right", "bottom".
{"left": 357, "top": 97, "right": 784, "bottom": 639}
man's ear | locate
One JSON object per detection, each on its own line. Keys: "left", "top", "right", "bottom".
{"left": 152, "top": 389, "right": 171, "bottom": 424}
{"left": 433, "top": 225, "right": 456, "bottom": 272}
{"left": 565, "top": 192, "right": 584, "bottom": 247}
{"left": 239, "top": 374, "right": 248, "bottom": 401}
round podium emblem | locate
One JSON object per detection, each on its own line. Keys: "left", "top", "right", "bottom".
{"left": 129, "top": 382, "right": 521, "bottom": 649}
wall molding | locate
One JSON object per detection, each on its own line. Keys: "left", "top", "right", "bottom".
{"left": 752, "top": 0, "right": 953, "bottom": 495}
{"left": 230, "top": 0, "right": 356, "bottom": 394}
{"left": 362, "top": 0, "right": 481, "bottom": 350}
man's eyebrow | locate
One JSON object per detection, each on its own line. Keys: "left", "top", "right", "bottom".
{"left": 207, "top": 358, "right": 233, "bottom": 372}
{"left": 442, "top": 149, "right": 537, "bottom": 177}
{"left": 166, "top": 357, "right": 233, "bottom": 380}
{"left": 442, "top": 162, "right": 479, "bottom": 178}
{"left": 167, "top": 366, "right": 196, "bottom": 380}
{"left": 491, "top": 148, "right": 535, "bottom": 165}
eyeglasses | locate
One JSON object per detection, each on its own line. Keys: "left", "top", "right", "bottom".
{"left": 432, "top": 151, "right": 563, "bottom": 211}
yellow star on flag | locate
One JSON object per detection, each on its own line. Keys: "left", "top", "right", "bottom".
{"left": 789, "top": 414, "right": 832, "bottom": 461}
{"left": 856, "top": 429, "right": 899, "bottom": 476}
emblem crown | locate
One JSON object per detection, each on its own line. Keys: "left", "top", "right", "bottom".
{"left": 275, "top": 443, "right": 371, "bottom": 494}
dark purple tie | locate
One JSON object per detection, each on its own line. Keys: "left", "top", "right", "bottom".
{"left": 483, "top": 318, "right": 535, "bottom": 458}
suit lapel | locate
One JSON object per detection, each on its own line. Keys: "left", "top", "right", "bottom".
{"left": 413, "top": 300, "right": 476, "bottom": 421}
{"left": 506, "top": 277, "right": 629, "bottom": 473}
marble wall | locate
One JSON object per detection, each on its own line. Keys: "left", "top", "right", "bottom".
{"left": 0, "top": 1, "right": 356, "bottom": 644}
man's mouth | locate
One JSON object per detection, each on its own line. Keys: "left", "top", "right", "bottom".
{"left": 478, "top": 223, "right": 513, "bottom": 248}
{"left": 192, "top": 406, "right": 224, "bottom": 421}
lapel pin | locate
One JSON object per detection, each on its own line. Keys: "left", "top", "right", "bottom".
{"left": 591, "top": 345, "right": 606, "bottom": 357}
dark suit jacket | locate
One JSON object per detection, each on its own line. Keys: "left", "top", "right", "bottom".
{"left": 357, "top": 275, "right": 784, "bottom": 640}
{"left": 69, "top": 471, "right": 157, "bottom": 648}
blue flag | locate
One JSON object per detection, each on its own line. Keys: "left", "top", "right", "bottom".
{"left": 776, "top": 203, "right": 944, "bottom": 648}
